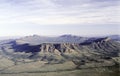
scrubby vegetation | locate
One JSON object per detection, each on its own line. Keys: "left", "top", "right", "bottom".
{"left": 0, "top": 36, "right": 120, "bottom": 76}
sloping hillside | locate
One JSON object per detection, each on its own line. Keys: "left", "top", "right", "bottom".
{"left": 0, "top": 36, "right": 120, "bottom": 75}
{"left": 1, "top": 37, "right": 120, "bottom": 65}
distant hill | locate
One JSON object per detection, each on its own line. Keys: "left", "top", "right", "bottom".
{"left": 15, "top": 34, "right": 88, "bottom": 45}
{"left": 0, "top": 34, "right": 120, "bottom": 69}
{"left": 108, "top": 35, "right": 120, "bottom": 41}
{"left": 0, "top": 35, "right": 119, "bottom": 45}
{"left": 9, "top": 37, "right": 120, "bottom": 56}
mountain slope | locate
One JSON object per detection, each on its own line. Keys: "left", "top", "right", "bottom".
{"left": 0, "top": 37, "right": 119, "bottom": 64}
{"left": 0, "top": 35, "right": 120, "bottom": 72}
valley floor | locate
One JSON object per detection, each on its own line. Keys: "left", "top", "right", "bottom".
{"left": 0, "top": 66, "right": 119, "bottom": 76}
{"left": 0, "top": 58, "right": 119, "bottom": 76}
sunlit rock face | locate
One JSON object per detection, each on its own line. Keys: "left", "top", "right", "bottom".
{"left": 0, "top": 36, "right": 120, "bottom": 67}
{"left": 1, "top": 37, "right": 120, "bottom": 56}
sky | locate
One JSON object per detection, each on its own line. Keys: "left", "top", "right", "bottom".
{"left": 0, "top": 0, "right": 120, "bottom": 36}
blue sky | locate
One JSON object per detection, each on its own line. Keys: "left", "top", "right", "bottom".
{"left": 0, "top": 0, "right": 120, "bottom": 36}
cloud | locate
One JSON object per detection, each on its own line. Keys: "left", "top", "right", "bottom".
{"left": 0, "top": 0, "right": 120, "bottom": 24}
{"left": 0, "top": 0, "right": 119, "bottom": 36}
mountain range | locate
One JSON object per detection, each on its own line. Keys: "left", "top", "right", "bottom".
{"left": 7, "top": 34, "right": 119, "bottom": 45}
{"left": 0, "top": 34, "right": 120, "bottom": 71}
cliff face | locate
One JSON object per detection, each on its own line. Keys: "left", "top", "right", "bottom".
{"left": 0, "top": 37, "right": 120, "bottom": 67}
{"left": 11, "top": 43, "right": 80, "bottom": 55}
{"left": 9, "top": 37, "right": 120, "bottom": 59}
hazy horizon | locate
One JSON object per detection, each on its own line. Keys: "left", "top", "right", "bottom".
{"left": 0, "top": 0, "right": 120, "bottom": 36}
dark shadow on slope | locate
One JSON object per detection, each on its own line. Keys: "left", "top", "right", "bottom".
{"left": 11, "top": 41, "right": 41, "bottom": 53}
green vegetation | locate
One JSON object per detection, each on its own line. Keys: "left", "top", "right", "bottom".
{"left": 0, "top": 36, "right": 120, "bottom": 76}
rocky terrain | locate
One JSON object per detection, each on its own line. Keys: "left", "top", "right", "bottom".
{"left": 0, "top": 35, "right": 120, "bottom": 76}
